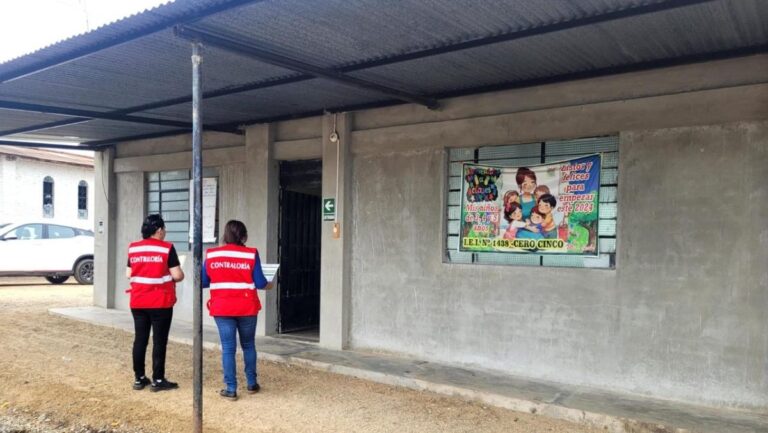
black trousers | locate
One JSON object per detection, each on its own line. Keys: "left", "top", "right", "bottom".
{"left": 131, "top": 308, "right": 173, "bottom": 381}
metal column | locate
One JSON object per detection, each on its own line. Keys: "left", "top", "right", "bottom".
{"left": 190, "top": 42, "right": 204, "bottom": 433}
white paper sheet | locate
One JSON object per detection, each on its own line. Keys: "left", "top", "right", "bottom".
{"left": 188, "top": 177, "right": 218, "bottom": 243}
{"left": 261, "top": 263, "right": 280, "bottom": 284}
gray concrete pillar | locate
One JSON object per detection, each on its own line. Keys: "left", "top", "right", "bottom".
{"left": 320, "top": 113, "right": 352, "bottom": 350}
{"left": 93, "top": 148, "right": 116, "bottom": 308}
{"left": 245, "top": 124, "right": 279, "bottom": 336}
{"left": 113, "top": 172, "right": 145, "bottom": 312}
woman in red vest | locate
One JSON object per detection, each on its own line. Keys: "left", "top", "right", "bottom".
{"left": 126, "top": 214, "right": 184, "bottom": 392}
{"left": 203, "top": 219, "right": 272, "bottom": 401}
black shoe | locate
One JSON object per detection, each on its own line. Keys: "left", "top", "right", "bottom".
{"left": 150, "top": 378, "right": 179, "bottom": 392}
{"left": 133, "top": 376, "right": 151, "bottom": 390}
{"left": 246, "top": 383, "right": 260, "bottom": 394}
{"left": 219, "top": 389, "right": 238, "bottom": 401}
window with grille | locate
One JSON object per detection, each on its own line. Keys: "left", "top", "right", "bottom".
{"left": 42, "top": 176, "right": 54, "bottom": 218}
{"left": 446, "top": 136, "right": 618, "bottom": 269}
{"left": 146, "top": 169, "right": 219, "bottom": 252}
{"left": 147, "top": 170, "right": 190, "bottom": 252}
{"left": 78, "top": 181, "right": 88, "bottom": 219}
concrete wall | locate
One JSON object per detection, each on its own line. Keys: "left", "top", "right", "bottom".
{"left": 0, "top": 155, "right": 94, "bottom": 226}
{"left": 344, "top": 55, "right": 768, "bottom": 409}
{"left": 97, "top": 54, "right": 768, "bottom": 409}
{"left": 113, "top": 171, "right": 145, "bottom": 312}
{"left": 618, "top": 123, "right": 767, "bottom": 406}
{"left": 108, "top": 132, "right": 247, "bottom": 328}
{"left": 350, "top": 121, "right": 768, "bottom": 409}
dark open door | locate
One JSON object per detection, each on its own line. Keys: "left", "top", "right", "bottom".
{"left": 278, "top": 160, "right": 321, "bottom": 336}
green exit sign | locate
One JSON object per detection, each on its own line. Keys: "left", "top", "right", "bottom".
{"left": 322, "top": 198, "right": 335, "bottom": 221}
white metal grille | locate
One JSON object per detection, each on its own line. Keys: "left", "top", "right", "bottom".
{"left": 147, "top": 170, "right": 190, "bottom": 252}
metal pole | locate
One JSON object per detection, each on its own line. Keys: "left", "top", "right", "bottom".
{"left": 191, "top": 42, "right": 204, "bottom": 433}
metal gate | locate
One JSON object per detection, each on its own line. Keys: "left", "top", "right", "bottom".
{"left": 278, "top": 160, "right": 321, "bottom": 334}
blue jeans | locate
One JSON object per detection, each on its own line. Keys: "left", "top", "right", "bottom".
{"left": 214, "top": 315, "right": 258, "bottom": 393}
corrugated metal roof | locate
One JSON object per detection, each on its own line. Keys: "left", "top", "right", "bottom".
{"left": 0, "top": 0, "right": 765, "bottom": 147}
{"left": 145, "top": 79, "right": 389, "bottom": 121}
{"left": 0, "top": 1, "right": 175, "bottom": 65}
{"left": 0, "top": 110, "right": 71, "bottom": 132}
{"left": 347, "top": 1, "right": 768, "bottom": 95}
{"left": 35, "top": 119, "right": 182, "bottom": 139}
{"left": 0, "top": 0, "right": 250, "bottom": 67}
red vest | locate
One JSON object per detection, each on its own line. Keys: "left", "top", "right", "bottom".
{"left": 205, "top": 244, "right": 261, "bottom": 317}
{"left": 127, "top": 238, "right": 176, "bottom": 308}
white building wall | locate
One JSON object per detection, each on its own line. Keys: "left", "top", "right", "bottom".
{"left": 0, "top": 155, "right": 94, "bottom": 228}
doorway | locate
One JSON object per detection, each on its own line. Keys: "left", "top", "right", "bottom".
{"left": 277, "top": 159, "right": 321, "bottom": 341}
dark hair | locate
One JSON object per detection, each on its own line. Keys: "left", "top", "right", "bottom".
{"left": 223, "top": 220, "right": 248, "bottom": 246}
{"left": 141, "top": 214, "right": 165, "bottom": 239}
{"left": 515, "top": 167, "right": 537, "bottom": 187}
{"left": 504, "top": 201, "right": 522, "bottom": 223}
{"left": 530, "top": 207, "right": 545, "bottom": 218}
{"left": 538, "top": 193, "right": 557, "bottom": 208}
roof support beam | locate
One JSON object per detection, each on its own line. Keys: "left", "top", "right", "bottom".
{"left": 0, "top": 100, "right": 240, "bottom": 134}
{"left": 84, "top": 129, "right": 191, "bottom": 148}
{"left": 0, "top": 119, "right": 93, "bottom": 137}
{"left": 174, "top": 26, "right": 439, "bottom": 109}
{"left": 0, "top": 139, "right": 98, "bottom": 151}
{"left": 0, "top": 75, "right": 308, "bottom": 137}
{"left": 0, "top": 0, "right": 268, "bottom": 84}
{"left": 190, "top": 41, "right": 204, "bottom": 433}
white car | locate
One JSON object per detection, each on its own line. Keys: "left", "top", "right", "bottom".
{"left": 0, "top": 222, "right": 94, "bottom": 284}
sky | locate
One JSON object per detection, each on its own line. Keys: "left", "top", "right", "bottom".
{"left": 0, "top": 0, "right": 171, "bottom": 63}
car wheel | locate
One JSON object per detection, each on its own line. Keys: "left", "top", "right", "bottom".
{"left": 74, "top": 258, "right": 94, "bottom": 285}
{"left": 45, "top": 275, "right": 70, "bottom": 284}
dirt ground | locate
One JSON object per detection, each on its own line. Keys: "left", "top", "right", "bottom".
{"left": 0, "top": 278, "right": 604, "bottom": 433}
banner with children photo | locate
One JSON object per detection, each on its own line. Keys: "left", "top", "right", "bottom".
{"left": 459, "top": 154, "right": 601, "bottom": 256}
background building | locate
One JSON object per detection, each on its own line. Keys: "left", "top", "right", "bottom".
{"left": 0, "top": 145, "right": 94, "bottom": 227}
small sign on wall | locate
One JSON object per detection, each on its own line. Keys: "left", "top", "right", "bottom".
{"left": 322, "top": 198, "right": 335, "bottom": 221}
{"left": 188, "top": 177, "right": 218, "bottom": 243}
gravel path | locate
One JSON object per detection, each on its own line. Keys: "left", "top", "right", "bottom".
{"left": 0, "top": 278, "right": 603, "bottom": 433}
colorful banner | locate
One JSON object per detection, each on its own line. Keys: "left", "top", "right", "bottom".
{"left": 459, "top": 154, "right": 601, "bottom": 255}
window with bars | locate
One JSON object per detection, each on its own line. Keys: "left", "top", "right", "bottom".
{"left": 78, "top": 180, "right": 88, "bottom": 219}
{"left": 147, "top": 170, "right": 190, "bottom": 252}
{"left": 446, "top": 136, "right": 618, "bottom": 269}
{"left": 42, "top": 176, "right": 54, "bottom": 218}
